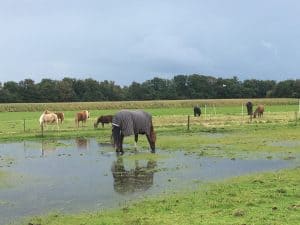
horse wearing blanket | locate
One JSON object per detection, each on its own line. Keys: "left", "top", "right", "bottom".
{"left": 111, "top": 110, "right": 156, "bottom": 154}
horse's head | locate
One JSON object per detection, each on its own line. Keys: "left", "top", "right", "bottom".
{"left": 112, "top": 125, "right": 122, "bottom": 152}
{"left": 253, "top": 111, "right": 257, "bottom": 118}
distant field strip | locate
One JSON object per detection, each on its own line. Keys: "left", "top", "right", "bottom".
{"left": 0, "top": 98, "right": 298, "bottom": 112}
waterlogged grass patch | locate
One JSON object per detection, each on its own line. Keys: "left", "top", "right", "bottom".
{"left": 156, "top": 124, "right": 300, "bottom": 159}
{"left": 25, "top": 168, "right": 300, "bottom": 225}
{"left": 0, "top": 156, "right": 15, "bottom": 167}
{"left": 0, "top": 170, "right": 17, "bottom": 189}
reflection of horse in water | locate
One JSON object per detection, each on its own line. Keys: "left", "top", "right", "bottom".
{"left": 111, "top": 157, "right": 157, "bottom": 194}
{"left": 76, "top": 137, "right": 88, "bottom": 149}
{"left": 41, "top": 140, "right": 58, "bottom": 157}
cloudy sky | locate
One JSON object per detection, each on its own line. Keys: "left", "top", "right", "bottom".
{"left": 0, "top": 0, "right": 300, "bottom": 85}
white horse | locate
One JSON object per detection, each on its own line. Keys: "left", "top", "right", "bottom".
{"left": 39, "top": 111, "right": 59, "bottom": 130}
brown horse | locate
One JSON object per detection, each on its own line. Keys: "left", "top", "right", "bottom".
{"left": 75, "top": 110, "right": 90, "bottom": 127}
{"left": 253, "top": 105, "right": 264, "bottom": 118}
{"left": 39, "top": 111, "right": 59, "bottom": 130}
{"left": 54, "top": 112, "right": 64, "bottom": 123}
{"left": 94, "top": 115, "right": 113, "bottom": 128}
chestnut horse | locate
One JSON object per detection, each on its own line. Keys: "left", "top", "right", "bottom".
{"left": 39, "top": 111, "right": 59, "bottom": 130}
{"left": 94, "top": 115, "right": 113, "bottom": 128}
{"left": 75, "top": 110, "right": 90, "bottom": 127}
{"left": 54, "top": 112, "right": 64, "bottom": 123}
{"left": 253, "top": 105, "right": 264, "bottom": 118}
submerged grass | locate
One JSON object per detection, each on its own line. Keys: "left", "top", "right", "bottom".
{"left": 24, "top": 167, "right": 300, "bottom": 225}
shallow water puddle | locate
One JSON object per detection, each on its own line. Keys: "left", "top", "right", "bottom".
{"left": 0, "top": 138, "right": 297, "bottom": 225}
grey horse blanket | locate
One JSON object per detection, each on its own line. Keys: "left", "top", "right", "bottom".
{"left": 112, "top": 110, "right": 153, "bottom": 137}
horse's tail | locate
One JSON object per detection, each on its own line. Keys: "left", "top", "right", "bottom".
{"left": 61, "top": 112, "right": 65, "bottom": 122}
{"left": 150, "top": 123, "right": 156, "bottom": 142}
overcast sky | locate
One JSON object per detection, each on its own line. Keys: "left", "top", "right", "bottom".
{"left": 0, "top": 0, "right": 300, "bottom": 86}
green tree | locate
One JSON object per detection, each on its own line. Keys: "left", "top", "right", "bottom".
{"left": 37, "top": 79, "right": 59, "bottom": 102}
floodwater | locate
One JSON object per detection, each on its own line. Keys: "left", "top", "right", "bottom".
{"left": 0, "top": 138, "right": 297, "bottom": 225}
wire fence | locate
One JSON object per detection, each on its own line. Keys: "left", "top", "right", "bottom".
{"left": 0, "top": 106, "right": 299, "bottom": 137}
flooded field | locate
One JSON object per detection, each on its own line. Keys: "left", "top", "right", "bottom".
{"left": 0, "top": 138, "right": 298, "bottom": 225}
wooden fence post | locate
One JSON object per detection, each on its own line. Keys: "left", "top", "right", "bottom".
{"left": 187, "top": 115, "right": 190, "bottom": 131}
{"left": 242, "top": 104, "right": 244, "bottom": 119}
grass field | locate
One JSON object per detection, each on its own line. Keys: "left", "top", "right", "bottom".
{"left": 0, "top": 101, "right": 299, "bottom": 142}
{"left": 25, "top": 168, "right": 300, "bottom": 225}
{"left": 0, "top": 99, "right": 299, "bottom": 225}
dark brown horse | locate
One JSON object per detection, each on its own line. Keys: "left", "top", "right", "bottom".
{"left": 193, "top": 105, "right": 201, "bottom": 117}
{"left": 75, "top": 110, "right": 90, "bottom": 127}
{"left": 54, "top": 112, "right": 64, "bottom": 123}
{"left": 253, "top": 105, "right": 264, "bottom": 118}
{"left": 94, "top": 115, "right": 113, "bottom": 128}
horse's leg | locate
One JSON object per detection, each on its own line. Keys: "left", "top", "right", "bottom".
{"left": 102, "top": 123, "right": 104, "bottom": 128}
{"left": 146, "top": 134, "right": 155, "bottom": 153}
{"left": 120, "top": 134, "right": 124, "bottom": 154}
{"left": 134, "top": 134, "right": 138, "bottom": 150}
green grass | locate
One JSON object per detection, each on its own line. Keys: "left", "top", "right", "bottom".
{"left": 24, "top": 167, "right": 300, "bottom": 225}
{"left": 0, "top": 103, "right": 299, "bottom": 142}
{"left": 1, "top": 100, "right": 299, "bottom": 225}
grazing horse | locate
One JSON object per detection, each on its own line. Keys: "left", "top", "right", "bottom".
{"left": 111, "top": 110, "right": 156, "bottom": 154}
{"left": 94, "top": 115, "right": 113, "bottom": 128}
{"left": 246, "top": 101, "right": 253, "bottom": 115}
{"left": 253, "top": 105, "right": 264, "bottom": 118}
{"left": 75, "top": 110, "right": 90, "bottom": 127}
{"left": 39, "top": 111, "right": 59, "bottom": 130}
{"left": 194, "top": 105, "right": 201, "bottom": 117}
{"left": 54, "top": 112, "right": 64, "bottom": 123}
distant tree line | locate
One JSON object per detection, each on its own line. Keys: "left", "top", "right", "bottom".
{"left": 0, "top": 75, "right": 299, "bottom": 103}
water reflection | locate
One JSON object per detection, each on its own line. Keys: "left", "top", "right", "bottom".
{"left": 111, "top": 157, "right": 157, "bottom": 194}
{"left": 41, "top": 140, "right": 58, "bottom": 157}
{"left": 76, "top": 137, "right": 89, "bottom": 150}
